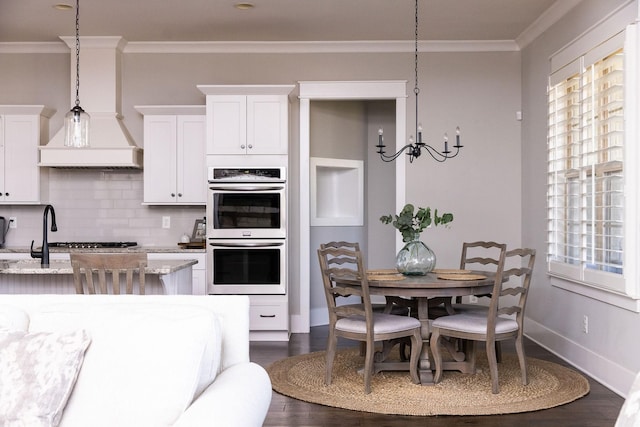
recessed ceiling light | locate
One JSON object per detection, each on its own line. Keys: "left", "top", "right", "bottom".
{"left": 234, "top": 3, "right": 255, "bottom": 10}
{"left": 53, "top": 3, "right": 73, "bottom": 11}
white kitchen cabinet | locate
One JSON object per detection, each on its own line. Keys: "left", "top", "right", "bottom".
{"left": 136, "top": 106, "right": 206, "bottom": 205}
{"left": 248, "top": 294, "right": 290, "bottom": 341}
{"left": 198, "top": 85, "right": 295, "bottom": 155}
{"left": 148, "top": 252, "right": 206, "bottom": 296}
{"left": 0, "top": 105, "right": 53, "bottom": 204}
{"left": 0, "top": 252, "right": 205, "bottom": 296}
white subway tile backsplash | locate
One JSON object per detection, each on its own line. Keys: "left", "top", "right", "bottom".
{"left": 2, "top": 169, "right": 205, "bottom": 247}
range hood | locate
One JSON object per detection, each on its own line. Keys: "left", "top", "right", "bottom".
{"left": 39, "top": 37, "right": 142, "bottom": 169}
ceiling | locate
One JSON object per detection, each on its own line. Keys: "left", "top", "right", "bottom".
{"left": 0, "top": 0, "right": 563, "bottom": 44}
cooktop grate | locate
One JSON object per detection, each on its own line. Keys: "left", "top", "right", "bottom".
{"left": 49, "top": 242, "right": 138, "bottom": 249}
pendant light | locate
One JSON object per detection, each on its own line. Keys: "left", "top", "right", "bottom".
{"left": 375, "top": 0, "right": 463, "bottom": 163}
{"left": 63, "top": 0, "right": 90, "bottom": 148}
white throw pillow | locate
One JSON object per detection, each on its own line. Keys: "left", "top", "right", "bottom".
{"left": 29, "top": 304, "right": 220, "bottom": 427}
{"left": 0, "top": 329, "right": 91, "bottom": 427}
{"left": 616, "top": 370, "right": 640, "bottom": 427}
{"left": 0, "top": 305, "right": 30, "bottom": 332}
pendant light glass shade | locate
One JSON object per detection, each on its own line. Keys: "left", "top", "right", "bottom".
{"left": 64, "top": 0, "right": 90, "bottom": 148}
{"left": 64, "top": 105, "right": 90, "bottom": 148}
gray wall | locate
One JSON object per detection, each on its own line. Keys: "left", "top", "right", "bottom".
{"left": 1, "top": 44, "right": 522, "bottom": 372}
{"left": 307, "top": 100, "right": 397, "bottom": 325}
{"left": 521, "top": 0, "right": 639, "bottom": 396}
{"left": 309, "top": 101, "right": 368, "bottom": 324}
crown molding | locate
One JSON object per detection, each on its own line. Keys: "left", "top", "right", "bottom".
{"left": 0, "top": 42, "right": 68, "bottom": 54}
{"left": 1, "top": 39, "right": 519, "bottom": 55}
{"left": 516, "top": 0, "right": 584, "bottom": 49}
{"left": 124, "top": 40, "right": 520, "bottom": 53}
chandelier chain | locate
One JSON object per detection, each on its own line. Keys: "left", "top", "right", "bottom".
{"left": 414, "top": 0, "right": 419, "bottom": 139}
{"left": 414, "top": 0, "right": 419, "bottom": 97}
{"left": 74, "top": 0, "right": 81, "bottom": 107}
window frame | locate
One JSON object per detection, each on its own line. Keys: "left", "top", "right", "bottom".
{"left": 547, "top": 11, "right": 640, "bottom": 311}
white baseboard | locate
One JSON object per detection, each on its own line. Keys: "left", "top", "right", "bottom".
{"left": 525, "top": 317, "right": 634, "bottom": 397}
{"left": 250, "top": 330, "right": 291, "bottom": 341}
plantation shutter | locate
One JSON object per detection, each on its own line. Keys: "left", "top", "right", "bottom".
{"left": 547, "top": 33, "right": 625, "bottom": 292}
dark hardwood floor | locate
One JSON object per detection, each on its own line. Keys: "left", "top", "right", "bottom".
{"left": 250, "top": 326, "right": 624, "bottom": 427}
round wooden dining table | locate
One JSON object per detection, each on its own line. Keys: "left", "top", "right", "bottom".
{"left": 367, "top": 271, "right": 495, "bottom": 385}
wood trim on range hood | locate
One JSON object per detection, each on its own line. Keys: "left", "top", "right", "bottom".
{"left": 38, "top": 36, "right": 143, "bottom": 169}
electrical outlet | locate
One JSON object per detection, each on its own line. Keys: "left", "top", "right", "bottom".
{"left": 162, "top": 216, "right": 171, "bottom": 229}
{"left": 9, "top": 217, "right": 17, "bottom": 229}
{"left": 469, "top": 295, "right": 478, "bottom": 304}
{"left": 582, "top": 315, "right": 589, "bottom": 334}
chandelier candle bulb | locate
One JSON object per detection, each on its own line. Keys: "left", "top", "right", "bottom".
{"left": 376, "top": 128, "right": 385, "bottom": 154}
{"left": 418, "top": 123, "right": 423, "bottom": 144}
{"left": 455, "top": 127, "right": 461, "bottom": 147}
{"left": 443, "top": 133, "right": 450, "bottom": 154}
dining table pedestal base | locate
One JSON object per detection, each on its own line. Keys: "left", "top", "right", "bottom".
{"left": 364, "top": 271, "right": 495, "bottom": 385}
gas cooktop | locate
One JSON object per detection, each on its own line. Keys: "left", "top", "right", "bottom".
{"left": 49, "top": 242, "right": 138, "bottom": 249}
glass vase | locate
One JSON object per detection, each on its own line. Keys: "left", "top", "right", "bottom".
{"left": 396, "top": 233, "right": 436, "bottom": 275}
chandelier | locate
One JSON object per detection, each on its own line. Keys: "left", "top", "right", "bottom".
{"left": 63, "top": 0, "right": 90, "bottom": 148}
{"left": 375, "top": 0, "right": 463, "bottom": 163}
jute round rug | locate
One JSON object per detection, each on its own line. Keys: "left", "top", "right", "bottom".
{"left": 267, "top": 348, "right": 590, "bottom": 416}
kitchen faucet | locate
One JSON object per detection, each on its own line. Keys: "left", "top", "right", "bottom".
{"left": 30, "top": 204, "right": 57, "bottom": 267}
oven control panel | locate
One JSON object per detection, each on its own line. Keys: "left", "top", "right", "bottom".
{"left": 208, "top": 167, "right": 286, "bottom": 183}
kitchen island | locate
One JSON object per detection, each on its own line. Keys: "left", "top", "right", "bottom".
{"left": 0, "top": 258, "right": 197, "bottom": 295}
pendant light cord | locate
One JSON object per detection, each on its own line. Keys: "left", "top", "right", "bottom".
{"left": 74, "top": 0, "right": 81, "bottom": 107}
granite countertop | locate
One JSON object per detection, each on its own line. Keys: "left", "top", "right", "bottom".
{"left": 0, "top": 258, "right": 197, "bottom": 275}
{"left": 0, "top": 246, "right": 206, "bottom": 254}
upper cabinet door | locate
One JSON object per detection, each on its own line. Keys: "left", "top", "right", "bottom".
{"left": 176, "top": 115, "right": 206, "bottom": 203}
{"left": 143, "top": 115, "right": 178, "bottom": 204}
{"left": 1, "top": 113, "right": 46, "bottom": 204}
{"left": 246, "top": 95, "right": 288, "bottom": 155}
{"left": 207, "top": 95, "right": 246, "bottom": 155}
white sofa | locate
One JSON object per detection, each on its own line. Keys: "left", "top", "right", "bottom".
{"left": 0, "top": 294, "right": 272, "bottom": 427}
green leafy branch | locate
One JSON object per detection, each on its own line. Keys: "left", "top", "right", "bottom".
{"left": 380, "top": 203, "right": 454, "bottom": 242}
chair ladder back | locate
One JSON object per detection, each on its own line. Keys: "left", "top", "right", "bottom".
{"left": 318, "top": 242, "right": 373, "bottom": 318}
{"left": 70, "top": 253, "right": 148, "bottom": 295}
{"left": 460, "top": 241, "right": 508, "bottom": 305}
{"left": 490, "top": 248, "right": 536, "bottom": 323}
{"left": 460, "top": 241, "right": 507, "bottom": 270}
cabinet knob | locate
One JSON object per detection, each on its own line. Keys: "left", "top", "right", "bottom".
{"left": 171, "top": 193, "right": 176, "bottom": 197}
{"left": 178, "top": 193, "right": 182, "bottom": 197}
{"left": 240, "top": 144, "right": 246, "bottom": 149}
{"left": 248, "top": 144, "right": 253, "bottom": 149}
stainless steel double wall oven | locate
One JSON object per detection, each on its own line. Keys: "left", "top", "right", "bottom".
{"left": 206, "top": 167, "right": 286, "bottom": 294}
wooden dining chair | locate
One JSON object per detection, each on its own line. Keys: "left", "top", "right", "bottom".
{"left": 429, "top": 241, "right": 508, "bottom": 318}
{"left": 317, "top": 241, "right": 422, "bottom": 394}
{"left": 71, "top": 253, "right": 148, "bottom": 295}
{"left": 430, "top": 247, "right": 536, "bottom": 394}
{"left": 454, "top": 240, "right": 508, "bottom": 304}
{"left": 460, "top": 241, "right": 507, "bottom": 270}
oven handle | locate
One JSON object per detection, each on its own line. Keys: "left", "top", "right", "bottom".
{"left": 208, "top": 185, "right": 285, "bottom": 192}
{"left": 209, "top": 242, "right": 285, "bottom": 248}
